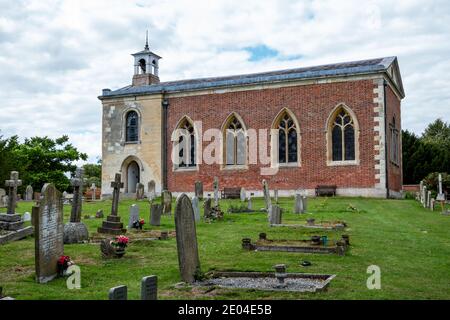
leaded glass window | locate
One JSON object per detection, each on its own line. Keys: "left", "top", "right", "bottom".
{"left": 331, "top": 109, "right": 355, "bottom": 161}
{"left": 177, "top": 120, "right": 196, "bottom": 168}
{"left": 278, "top": 113, "right": 298, "bottom": 164}
{"left": 126, "top": 111, "right": 139, "bottom": 142}
{"left": 225, "top": 117, "right": 246, "bottom": 166}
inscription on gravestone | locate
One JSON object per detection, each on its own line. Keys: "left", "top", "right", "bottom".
{"left": 34, "top": 183, "right": 64, "bottom": 284}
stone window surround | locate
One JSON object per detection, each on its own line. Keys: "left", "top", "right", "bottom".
{"left": 172, "top": 115, "right": 200, "bottom": 172}
{"left": 220, "top": 112, "right": 248, "bottom": 171}
{"left": 121, "top": 105, "right": 142, "bottom": 145}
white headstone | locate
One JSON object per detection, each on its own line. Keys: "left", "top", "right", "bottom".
{"left": 240, "top": 188, "right": 246, "bottom": 202}
{"left": 23, "top": 212, "right": 31, "bottom": 222}
{"left": 128, "top": 204, "right": 140, "bottom": 229}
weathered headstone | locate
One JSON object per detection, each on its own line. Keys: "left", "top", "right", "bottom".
{"left": 150, "top": 203, "right": 162, "bottom": 226}
{"left": 192, "top": 196, "right": 200, "bottom": 222}
{"left": 240, "top": 188, "right": 246, "bottom": 202}
{"left": 34, "top": 183, "right": 64, "bottom": 284}
{"left": 147, "top": 180, "right": 156, "bottom": 200}
{"left": 0, "top": 188, "right": 6, "bottom": 208}
{"left": 437, "top": 174, "right": 445, "bottom": 202}
{"left": 262, "top": 179, "right": 271, "bottom": 211}
{"left": 64, "top": 167, "right": 89, "bottom": 244}
{"left": 419, "top": 180, "right": 424, "bottom": 204}
{"left": 175, "top": 194, "right": 201, "bottom": 283}
{"left": 247, "top": 195, "right": 253, "bottom": 210}
{"left": 161, "top": 190, "right": 172, "bottom": 215}
{"left": 203, "top": 198, "right": 212, "bottom": 219}
{"left": 194, "top": 181, "right": 203, "bottom": 200}
{"left": 141, "top": 275, "right": 157, "bottom": 300}
{"left": 423, "top": 186, "right": 428, "bottom": 208}
{"left": 427, "top": 191, "right": 432, "bottom": 208}
{"left": 136, "top": 183, "right": 145, "bottom": 200}
{"left": 128, "top": 204, "right": 139, "bottom": 229}
{"left": 269, "top": 205, "right": 282, "bottom": 225}
{"left": 430, "top": 198, "right": 435, "bottom": 211}
{"left": 274, "top": 189, "right": 279, "bottom": 204}
{"left": 213, "top": 177, "right": 219, "bottom": 206}
{"left": 294, "top": 193, "right": 303, "bottom": 214}
{"left": 98, "top": 173, "right": 126, "bottom": 235}
{"left": 25, "top": 185, "right": 33, "bottom": 201}
{"left": 5, "top": 171, "right": 22, "bottom": 215}
{"left": 302, "top": 195, "right": 308, "bottom": 212}
{"left": 23, "top": 212, "right": 31, "bottom": 222}
{"left": 108, "top": 285, "right": 127, "bottom": 300}
{"left": 90, "top": 183, "right": 97, "bottom": 201}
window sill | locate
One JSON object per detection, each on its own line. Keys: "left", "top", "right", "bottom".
{"left": 123, "top": 141, "right": 141, "bottom": 145}
{"left": 277, "top": 162, "right": 300, "bottom": 168}
{"left": 327, "top": 160, "right": 359, "bottom": 166}
{"left": 173, "top": 166, "right": 198, "bottom": 173}
{"left": 221, "top": 165, "right": 249, "bottom": 171}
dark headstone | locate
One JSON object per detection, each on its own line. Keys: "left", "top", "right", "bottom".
{"left": 213, "top": 177, "right": 219, "bottom": 206}
{"left": 136, "top": 183, "right": 145, "bottom": 200}
{"left": 269, "top": 205, "right": 282, "bottom": 225}
{"left": 141, "top": 275, "right": 157, "bottom": 300}
{"left": 194, "top": 181, "right": 203, "bottom": 200}
{"left": 34, "top": 183, "right": 64, "bottom": 284}
{"left": 203, "top": 198, "right": 212, "bottom": 219}
{"left": 108, "top": 285, "right": 127, "bottom": 300}
{"left": 150, "top": 203, "right": 162, "bottom": 226}
{"left": 174, "top": 194, "right": 201, "bottom": 283}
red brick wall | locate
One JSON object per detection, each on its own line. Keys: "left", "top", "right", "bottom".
{"left": 166, "top": 80, "right": 378, "bottom": 192}
{"left": 385, "top": 85, "right": 402, "bottom": 193}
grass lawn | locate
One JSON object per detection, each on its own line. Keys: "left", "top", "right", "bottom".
{"left": 0, "top": 196, "right": 449, "bottom": 300}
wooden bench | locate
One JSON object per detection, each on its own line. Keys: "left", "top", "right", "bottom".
{"left": 315, "top": 185, "right": 337, "bottom": 197}
{"left": 221, "top": 187, "right": 242, "bottom": 199}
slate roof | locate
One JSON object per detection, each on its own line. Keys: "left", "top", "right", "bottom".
{"left": 100, "top": 56, "right": 404, "bottom": 99}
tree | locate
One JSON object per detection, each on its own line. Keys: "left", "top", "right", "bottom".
{"left": 13, "top": 135, "right": 87, "bottom": 192}
{"left": 83, "top": 161, "right": 102, "bottom": 190}
{"left": 422, "top": 118, "right": 450, "bottom": 147}
{"left": 0, "top": 134, "right": 21, "bottom": 185}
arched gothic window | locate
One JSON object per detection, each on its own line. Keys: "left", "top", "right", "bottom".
{"left": 174, "top": 118, "right": 196, "bottom": 168}
{"left": 224, "top": 115, "right": 246, "bottom": 166}
{"left": 331, "top": 109, "right": 355, "bottom": 161}
{"left": 126, "top": 111, "right": 139, "bottom": 142}
{"left": 277, "top": 113, "right": 298, "bottom": 164}
{"left": 139, "top": 59, "right": 146, "bottom": 74}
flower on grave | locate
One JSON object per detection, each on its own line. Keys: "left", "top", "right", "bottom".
{"left": 57, "top": 256, "right": 73, "bottom": 276}
{"left": 139, "top": 218, "right": 145, "bottom": 225}
{"left": 113, "top": 235, "right": 129, "bottom": 248}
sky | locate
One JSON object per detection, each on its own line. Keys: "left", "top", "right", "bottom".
{"left": 0, "top": 0, "right": 449, "bottom": 163}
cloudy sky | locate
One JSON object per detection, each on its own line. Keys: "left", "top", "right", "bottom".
{"left": 1, "top": 0, "right": 449, "bottom": 163}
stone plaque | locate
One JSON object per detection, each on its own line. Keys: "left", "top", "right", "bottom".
{"left": 150, "top": 203, "right": 162, "bottom": 226}
{"left": 108, "top": 285, "right": 127, "bottom": 300}
{"left": 175, "top": 194, "right": 201, "bottom": 283}
{"left": 162, "top": 190, "right": 172, "bottom": 215}
{"left": 141, "top": 275, "right": 157, "bottom": 300}
{"left": 34, "top": 183, "right": 64, "bottom": 284}
{"left": 194, "top": 181, "right": 203, "bottom": 200}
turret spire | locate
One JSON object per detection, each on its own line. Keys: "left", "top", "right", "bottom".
{"left": 144, "top": 30, "right": 149, "bottom": 50}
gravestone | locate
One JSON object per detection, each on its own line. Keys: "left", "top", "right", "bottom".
{"left": 247, "top": 195, "right": 253, "bottom": 210}
{"left": 34, "top": 183, "right": 64, "bottom": 284}
{"left": 437, "top": 174, "right": 446, "bottom": 202}
{"left": 419, "top": 180, "right": 424, "bottom": 204}
{"left": 0, "top": 172, "right": 24, "bottom": 231}
{"left": 141, "top": 275, "right": 157, "bottom": 300}
{"left": 148, "top": 180, "right": 156, "bottom": 200}
{"left": 108, "top": 285, "right": 127, "bottom": 300}
{"left": 128, "top": 204, "right": 139, "bottom": 229}
{"left": 90, "top": 183, "right": 97, "bottom": 201}
{"left": 0, "top": 188, "right": 5, "bottom": 208}
{"left": 430, "top": 198, "right": 435, "bottom": 211}
{"left": 423, "top": 186, "right": 428, "bottom": 208}
{"left": 136, "top": 183, "right": 145, "bottom": 200}
{"left": 161, "top": 190, "right": 172, "bottom": 215}
{"left": 192, "top": 196, "right": 200, "bottom": 222}
{"left": 274, "top": 189, "right": 279, "bottom": 204}
{"left": 269, "top": 205, "right": 282, "bottom": 225}
{"left": 25, "top": 185, "right": 33, "bottom": 201}
{"left": 96, "top": 209, "right": 104, "bottom": 218}
{"left": 203, "top": 198, "right": 212, "bottom": 219}
{"left": 98, "top": 173, "right": 126, "bottom": 235}
{"left": 294, "top": 193, "right": 303, "bottom": 214}
{"left": 150, "top": 203, "right": 162, "bottom": 226}
{"left": 302, "top": 195, "right": 308, "bottom": 212}
{"left": 240, "top": 188, "right": 246, "bottom": 202}
{"left": 427, "top": 191, "right": 432, "bottom": 208}
{"left": 64, "top": 168, "right": 89, "bottom": 244}
{"left": 194, "top": 181, "right": 203, "bottom": 200}
{"left": 262, "top": 179, "right": 271, "bottom": 211}
{"left": 174, "top": 194, "right": 201, "bottom": 283}
{"left": 213, "top": 177, "right": 219, "bottom": 206}
{"left": 23, "top": 212, "right": 31, "bottom": 222}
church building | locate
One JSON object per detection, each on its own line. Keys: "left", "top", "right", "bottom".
{"left": 99, "top": 40, "right": 405, "bottom": 199}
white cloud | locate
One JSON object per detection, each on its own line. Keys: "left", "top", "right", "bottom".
{"left": 0, "top": 0, "right": 449, "bottom": 163}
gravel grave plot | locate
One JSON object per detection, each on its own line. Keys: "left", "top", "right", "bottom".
{"left": 195, "top": 276, "right": 328, "bottom": 292}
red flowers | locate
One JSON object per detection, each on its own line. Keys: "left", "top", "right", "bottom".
{"left": 58, "top": 255, "right": 71, "bottom": 266}
{"left": 139, "top": 218, "right": 145, "bottom": 225}
{"left": 114, "top": 235, "right": 129, "bottom": 247}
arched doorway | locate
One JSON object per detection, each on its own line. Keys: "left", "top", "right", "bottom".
{"left": 127, "top": 161, "right": 140, "bottom": 193}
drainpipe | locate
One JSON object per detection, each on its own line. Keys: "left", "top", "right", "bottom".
{"left": 383, "top": 80, "right": 390, "bottom": 199}
{"left": 161, "top": 93, "right": 169, "bottom": 191}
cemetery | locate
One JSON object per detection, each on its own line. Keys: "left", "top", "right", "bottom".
{"left": 0, "top": 172, "right": 449, "bottom": 300}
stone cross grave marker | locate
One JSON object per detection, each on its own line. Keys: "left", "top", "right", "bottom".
{"left": 33, "top": 183, "right": 64, "bottom": 284}
{"left": 109, "top": 285, "right": 127, "bottom": 300}
{"left": 262, "top": 179, "right": 271, "bottom": 211}
{"left": 162, "top": 190, "right": 172, "bottom": 215}
{"left": 269, "top": 205, "right": 282, "bottom": 225}
{"left": 25, "top": 185, "right": 33, "bottom": 201}
{"left": 141, "top": 275, "right": 157, "bottom": 300}
{"left": 240, "top": 188, "right": 246, "bottom": 202}
{"left": 128, "top": 204, "right": 139, "bottom": 229}
{"left": 70, "top": 168, "right": 83, "bottom": 223}
{"left": 213, "top": 177, "right": 219, "bottom": 206}
{"left": 90, "top": 183, "right": 96, "bottom": 201}
{"left": 136, "top": 183, "right": 145, "bottom": 200}
{"left": 5, "top": 171, "right": 22, "bottom": 215}
{"left": 194, "top": 181, "right": 203, "bottom": 200}
{"left": 437, "top": 174, "right": 445, "bottom": 201}
{"left": 150, "top": 203, "right": 162, "bottom": 226}
{"left": 175, "top": 194, "right": 201, "bottom": 283}
{"left": 148, "top": 180, "right": 156, "bottom": 200}
{"left": 97, "top": 173, "right": 126, "bottom": 235}
{"left": 192, "top": 195, "right": 200, "bottom": 222}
